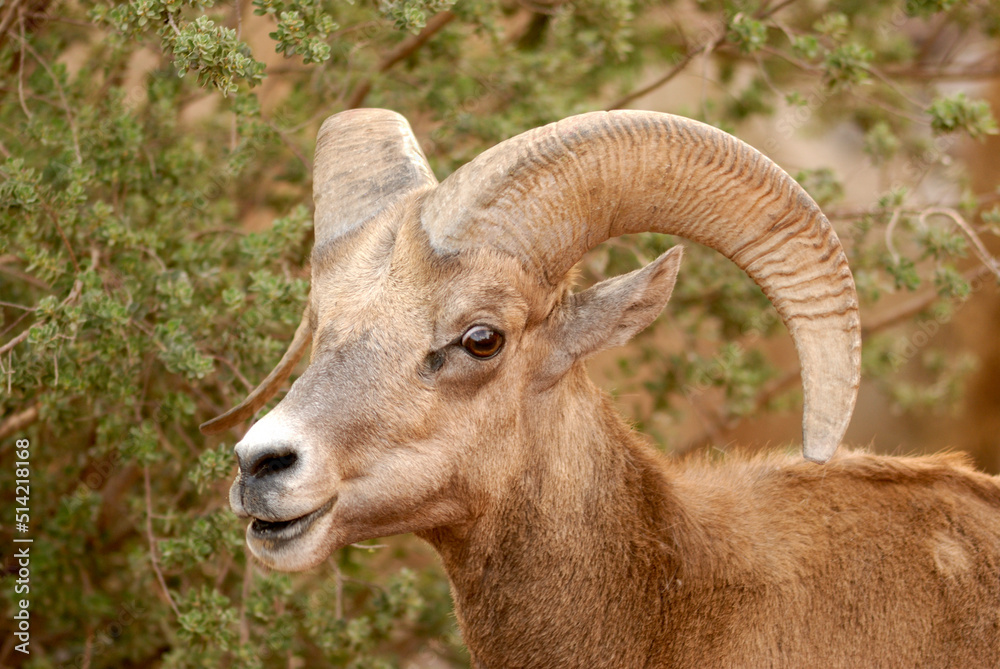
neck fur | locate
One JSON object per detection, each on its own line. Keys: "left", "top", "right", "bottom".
{"left": 422, "top": 368, "right": 682, "bottom": 668}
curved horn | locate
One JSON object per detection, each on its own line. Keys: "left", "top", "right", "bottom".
{"left": 313, "top": 108, "right": 438, "bottom": 249}
{"left": 420, "top": 110, "right": 859, "bottom": 462}
{"left": 200, "top": 309, "right": 312, "bottom": 434}
{"left": 201, "top": 109, "right": 437, "bottom": 434}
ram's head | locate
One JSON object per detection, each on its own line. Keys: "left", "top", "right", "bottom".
{"left": 202, "top": 109, "right": 860, "bottom": 571}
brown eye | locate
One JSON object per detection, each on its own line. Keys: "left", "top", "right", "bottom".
{"left": 461, "top": 326, "right": 504, "bottom": 359}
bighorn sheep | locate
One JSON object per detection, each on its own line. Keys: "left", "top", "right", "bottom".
{"left": 203, "top": 109, "right": 1000, "bottom": 667}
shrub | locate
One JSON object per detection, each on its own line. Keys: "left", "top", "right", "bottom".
{"left": 1, "top": 0, "right": 998, "bottom": 666}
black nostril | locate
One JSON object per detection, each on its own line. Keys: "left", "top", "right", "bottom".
{"left": 247, "top": 450, "right": 298, "bottom": 479}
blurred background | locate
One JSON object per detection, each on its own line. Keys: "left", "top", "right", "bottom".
{"left": 1, "top": 0, "right": 998, "bottom": 666}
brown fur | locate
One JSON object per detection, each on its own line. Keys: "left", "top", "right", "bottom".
{"left": 423, "top": 369, "right": 1000, "bottom": 668}
{"left": 230, "top": 193, "right": 1000, "bottom": 668}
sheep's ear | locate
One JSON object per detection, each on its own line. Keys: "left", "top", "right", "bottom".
{"left": 540, "top": 246, "right": 682, "bottom": 378}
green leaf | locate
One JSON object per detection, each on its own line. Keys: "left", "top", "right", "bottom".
{"left": 728, "top": 14, "right": 767, "bottom": 54}
{"left": 823, "top": 42, "right": 873, "bottom": 89}
{"left": 928, "top": 93, "right": 999, "bottom": 139}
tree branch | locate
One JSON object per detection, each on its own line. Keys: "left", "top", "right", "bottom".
{"left": 919, "top": 208, "right": 1000, "bottom": 281}
{"left": 345, "top": 11, "right": 457, "bottom": 110}
{"left": 239, "top": 556, "right": 253, "bottom": 645}
{"left": 883, "top": 66, "right": 1000, "bottom": 81}
{"left": 607, "top": 0, "right": 803, "bottom": 112}
{"left": 0, "top": 262, "right": 52, "bottom": 291}
{"left": 606, "top": 28, "right": 724, "bottom": 111}
{"left": 0, "top": 279, "right": 82, "bottom": 356}
{"left": 15, "top": 30, "right": 81, "bottom": 163}
{"left": 212, "top": 355, "right": 254, "bottom": 392}
{"left": 0, "top": 328, "right": 31, "bottom": 358}
{"left": 41, "top": 202, "right": 80, "bottom": 273}
{"left": 0, "top": 0, "right": 24, "bottom": 40}
{"left": 144, "top": 465, "right": 182, "bottom": 618}
{"left": 757, "top": 0, "right": 799, "bottom": 20}
{"left": 862, "top": 264, "right": 997, "bottom": 337}
{"left": 673, "top": 264, "right": 996, "bottom": 457}
{"left": 17, "top": 8, "right": 32, "bottom": 120}
{"left": 0, "top": 402, "right": 39, "bottom": 441}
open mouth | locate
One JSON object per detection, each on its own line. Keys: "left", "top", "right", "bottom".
{"left": 249, "top": 497, "right": 336, "bottom": 544}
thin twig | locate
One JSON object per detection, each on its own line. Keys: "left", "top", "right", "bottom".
{"left": 139, "top": 246, "right": 168, "bottom": 272}
{"left": 331, "top": 20, "right": 383, "bottom": 39}
{"left": 0, "top": 328, "right": 31, "bottom": 357}
{"left": 759, "top": 39, "right": 821, "bottom": 73}
{"left": 144, "top": 465, "right": 182, "bottom": 618}
{"left": 212, "top": 355, "right": 254, "bottom": 392}
{"left": 0, "top": 263, "right": 52, "bottom": 291}
{"left": 213, "top": 550, "right": 234, "bottom": 590}
{"left": 76, "top": 566, "right": 96, "bottom": 669}
{"left": 81, "top": 630, "right": 93, "bottom": 669}
{"left": 344, "top": 11, "right": 457, "bottom": 110}
{"left": 17, "top": 33, "right": 81, "bottom": 163}
{"left": 239, "top": 557, "right": 253, "bottom": 645}
{"left": 608, "top": 0, "right": 802, "bottom": 113}
{"left": 868, "top": 65, "right": 933, "bottom": 110}
{"left": 0, "top": 84, "right": 59, "bottom": 109}
{"left": 0, "top": 309, "right": 32, "bottom": 342}
{"left": 606, "top": 28, "right": 724, "bottom": 111}
{"left": 919, "top": 207, "right": 1000, "bottom": 280}
{"left": 885, "top": 208, "right": 902, "bottom": 264}
{"left": 333, "top": 559, "right": 344, "bottom": 620}
{"left": 191, "top": 226, "right": 248, "bottom": 240}
{"left": 862, "top": 264, "right": 995, "bottom": 337}
{"left": 851, "top": 91, "right": 928, "bottom": 124}
{"left": 0, "top": 279, "right": 82, "bottom": 356}
{"left": 42, "top": 202, "right": 81, "bottom": 273}
{"left": 824, "top": 193, "right": 1000, "bottom": 223}
{"left": 17, "top": 8, "right": 31, "bottom": 119}
{"left": 0, "top": 402, "right": 39, "bottom": 440}
{"left": 231, "top": 0, "right": 241, "bottom": 153}
{"left": 882, "top": 65, "right": 1000, "bottom": 81}
{"left": 24, "top": 12, "right": 93, "bottom": 28}
{"left": 264, "top": 116, "right": 311, "bottom": 174}
{"left": 0, "top": 0, "right": 24, "bottom": 38}
{"left": 0, "top": 300, "right": 35, "bottom": 311}
{"left": 167, "top": 12, "right": 182, "bottom": 37}
{"left": 756, "top": 0, "right": 799, "bottom": 20}
{"left": 675, "top": 263, "right": 995, "bottom": 457}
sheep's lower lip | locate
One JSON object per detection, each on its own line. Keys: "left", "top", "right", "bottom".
{"left": 248, "top": 498, "right": 335, "bottom": 544}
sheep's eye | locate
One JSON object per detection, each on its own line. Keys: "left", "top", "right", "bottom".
{"left": 461, "top": 326, "right": 504, "bottom": 359}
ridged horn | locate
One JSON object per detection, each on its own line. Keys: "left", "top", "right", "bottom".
{"left": 420, "top": 110, "right": 860, "bottom": 462}
{"left": 200, "top": 109, "right": 437, "bottom": 435}
{"left": 312, "top": 108, "right": 438, "bottom": 251}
